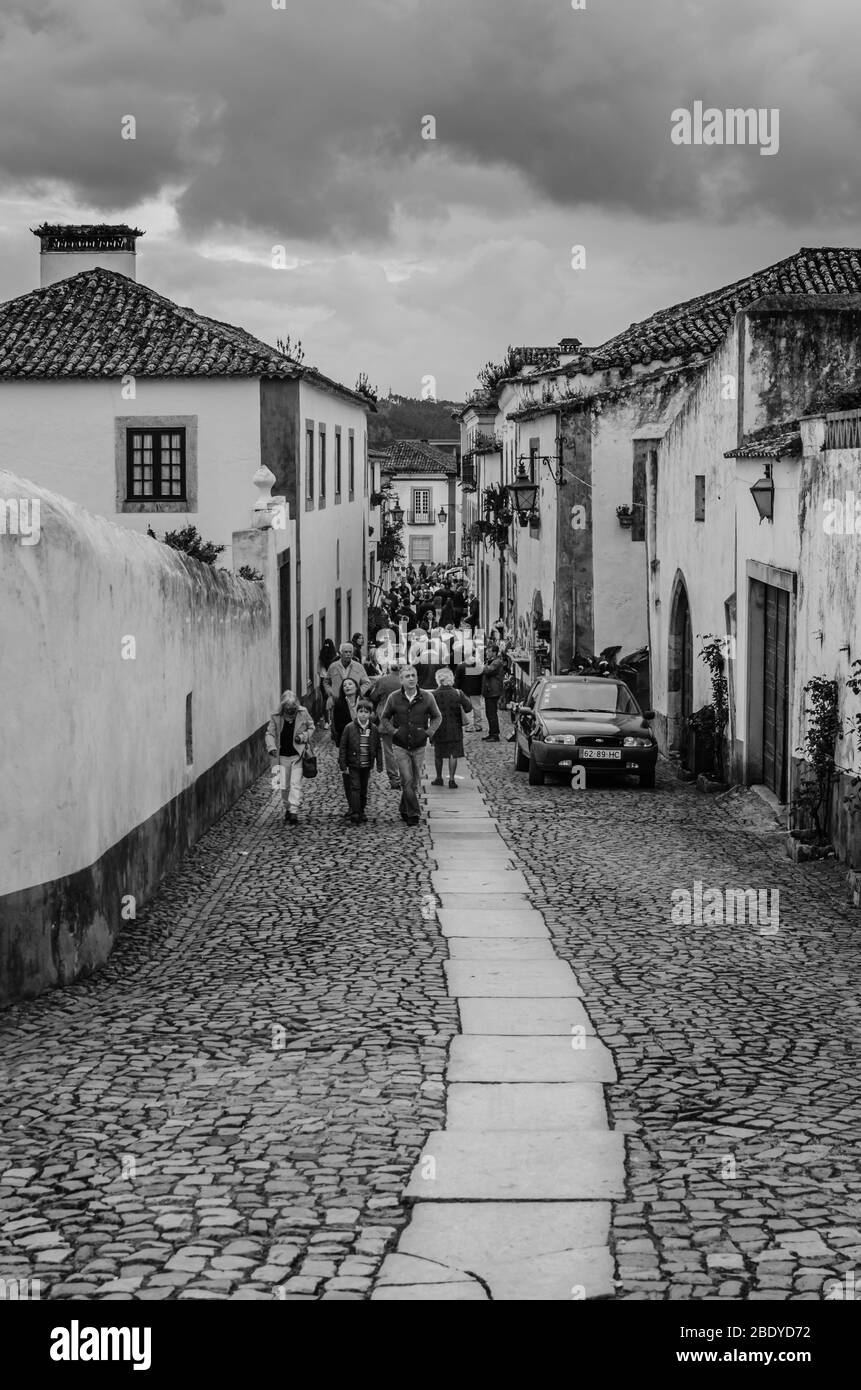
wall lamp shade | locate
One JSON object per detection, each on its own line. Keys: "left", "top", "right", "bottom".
{"left": 750, "top": 471, "right": 774, "bottom": 523}
{"left": 390, "top": 501, "right": 404, "bottom": 526}
{"left": 508, "top": 468, "right": 540, "bottom": 524}
{"left": 437, "top": 506, "right": 448, "bottom": 524}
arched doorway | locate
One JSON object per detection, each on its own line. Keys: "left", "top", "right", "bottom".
{"left": 667, "top": 572, "right": 693, "bottom": 757}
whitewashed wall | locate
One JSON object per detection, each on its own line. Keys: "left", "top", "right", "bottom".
{"left": 0, "top": 469, "right": 275, "bottom": 1000}
{"left": 0, "top": 378, "right": 261, "bottom": 568}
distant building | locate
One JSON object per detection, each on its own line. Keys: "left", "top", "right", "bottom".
{"left": 380, "top": 439, "right": 460, "bottom": 570}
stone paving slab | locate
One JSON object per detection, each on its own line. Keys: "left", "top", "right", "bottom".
{"left": 435, "top": 893, "right": 535, "bottom": 914}
{"left": 459, "top": 997, "right": 596, "bottom": 1034}
{"left": 370, "top": 1280, "right": 488, "bottom": 1301}
{"left": 437, "top": 909, "right": 548, "bottom": 938}
{"left": 447, "top": 1035, "right": 617, "bottom": 1082}
{"left": 405, "top": 1131, "right": 625, "bottom": 1200}
{"left": 433, "top": 872, "right": 529, "bottom": 894}
{"left": 380, "top": 1201, "right": 612, "bottom": 1301}
{"left": 446, "top": 1082, "right": 608, "bottom": 1131}
{"left": 444, "top": 961, "right": 583, "bottom": 998}
{"left": 447, "top": 938, "right": 558, "bottom": 962}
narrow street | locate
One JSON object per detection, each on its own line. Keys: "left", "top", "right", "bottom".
{"left": 1, "top": 729, "right": 860, "bottom": 1301}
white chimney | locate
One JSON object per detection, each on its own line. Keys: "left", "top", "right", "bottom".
{"left": 33, "top": 224, "right": 143, "bottom": 287}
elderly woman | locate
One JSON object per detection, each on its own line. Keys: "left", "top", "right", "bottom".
{"left": 431, "top": 667, "right": 473, "bottom": 788}
{"left": 265, "top": 690, "right": 315, "bottom": 824}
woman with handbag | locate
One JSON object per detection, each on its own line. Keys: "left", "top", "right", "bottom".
{"left": 265, "top": 690, "right": 315, "bottom": 825}
{"left": 431, "top": 667, "right": 473, "bottom": 787}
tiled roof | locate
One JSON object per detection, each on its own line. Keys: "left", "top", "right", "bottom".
{"left": 380, "top": 440, "right": 457, "bottom": 476}
{"left": 725, "top": 421, "right": 802, "bottom": 459}
{"left": 582, "top": 248, "right": 861, "bottom": 371}
{"left": 0, "top": 268, "right": 372, "bottom": 406}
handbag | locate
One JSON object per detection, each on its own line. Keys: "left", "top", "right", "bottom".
{"left": 301, "top": 745, "right": 318, "bottom": 778}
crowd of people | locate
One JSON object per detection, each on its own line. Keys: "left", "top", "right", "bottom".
{"left": 264, "top": 564, "right": 529, "bottom": 827}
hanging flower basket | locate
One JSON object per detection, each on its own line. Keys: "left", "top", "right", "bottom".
{"left": 616, "top": 505, "right": 634, "bottom": 528}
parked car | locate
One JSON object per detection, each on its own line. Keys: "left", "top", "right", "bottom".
{"left": 512, "top": 675, "right": 658, "bottom": 787}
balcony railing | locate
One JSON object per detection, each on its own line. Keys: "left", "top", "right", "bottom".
{"left": 460, "top": 454, "right": 476, "bottom": 490}
{"left": 824, "top": 410, "right": 861, "bottom": 450}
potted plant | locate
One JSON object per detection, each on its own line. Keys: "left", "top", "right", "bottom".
{"left": 789, "top": 675, "right": 840, "bottom": 860}
{"left": 616, "top": 505, "right": 634, "bottom": 529}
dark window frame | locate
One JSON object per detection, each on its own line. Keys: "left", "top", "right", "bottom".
{"left": 694, "top": 474, "right": 706, "bottom": 523}
{"left": 126, "top": 426, "right": 187, "bottom": 502}
{"left": 348, "top": 430, "right": 356, "bottom": 499}
{"left": 334, "top": 427, "right": 342, "bottom": 501}
{"left": 319, "top": 424, "right": 327, "bottom": 505}
{"left": 305, "top": 421, "right": 315, "bottom": 509}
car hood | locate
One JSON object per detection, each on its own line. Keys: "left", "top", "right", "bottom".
{"left": 538, "top": 712, "right": 651, "bottom": 738}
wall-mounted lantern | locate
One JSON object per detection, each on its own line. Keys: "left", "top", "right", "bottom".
{"left": 508, "top": 459, "right": 540, "bottom": 525}
{"left": 750, "top": 465, "right": 775, "bottom": 523}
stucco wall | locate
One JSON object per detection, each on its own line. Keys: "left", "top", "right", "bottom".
{"left": 0, "top": 378, "right": 261, "bottom": 569}
{"left": 0, "top": 469, "right": 276, "bottom": 1002}
{"left": 795, "top": 420, "right": 861, "bottom": 865}
{"left": 649, "top": 333, "right": 741, "bottom": 747}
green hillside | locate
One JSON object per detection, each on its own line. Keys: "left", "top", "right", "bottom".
{"left": 368, "top": 393, "right": 463, "bottom": 447}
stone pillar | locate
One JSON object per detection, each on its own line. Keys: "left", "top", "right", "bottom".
{"left": 233, "top": 526, "right": 280, "bottom": 709}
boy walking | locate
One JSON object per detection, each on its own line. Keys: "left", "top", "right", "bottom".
{"left": 338, "top": 698, "right": 383, "bottom": 824}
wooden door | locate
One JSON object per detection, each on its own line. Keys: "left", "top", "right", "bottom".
{"left": 278, "top": 556, "right": 292, "bottom": 692}
{"left": 762, "top": 585, "right": 789, "bottom": 800}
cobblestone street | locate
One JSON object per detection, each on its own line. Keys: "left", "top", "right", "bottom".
{"left": 2, "top": 725, "right": 860, "bottom": 1301}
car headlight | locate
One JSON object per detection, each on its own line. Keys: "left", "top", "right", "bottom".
{"left": 623, "top": 736, "right": 652, "bottom": 747}
{"left": 545, "top": 734, "right": 577, "bottom": 745}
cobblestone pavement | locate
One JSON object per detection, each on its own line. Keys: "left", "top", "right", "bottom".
{"left": 0, "top": 731, "right": 457, "bottom": 1301}
{"left": 4, "top": 713, "right": 861, "bottom": 1301}
{"left": 468, "top": 726, "right": 861, "bottom": 1300}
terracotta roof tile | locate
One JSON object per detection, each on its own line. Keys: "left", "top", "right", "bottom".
{"left": 725, "top": 421, "right": 802, "bottom": 459}
{"left": 0, "top": 268, "right": 366, "bottom": 406}
{"left": 380, "top": 440, "right": 457, "bottom": 476}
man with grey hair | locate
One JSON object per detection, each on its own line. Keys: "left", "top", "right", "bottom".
{"left": 325, "top": 641, "right": 372, "bottom": 705}
{"left": 380, "top": 664, "right": 442, "bottom": 825}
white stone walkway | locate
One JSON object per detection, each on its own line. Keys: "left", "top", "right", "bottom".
{"left": 372, "top": 754, "right": 625, "bottom": 1300}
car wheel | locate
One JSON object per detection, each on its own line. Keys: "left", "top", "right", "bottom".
{"left": 514, "top": 737, "right": 529, "bottom": 772}
{"left": 528, "top": 751, "right": 545, "bottom": 786}
{"left": 639, "top": 767, "right": 656, "bottom": 788}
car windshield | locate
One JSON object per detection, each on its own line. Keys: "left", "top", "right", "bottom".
{"left": 538, "top": 682, "right": 638, "bottom": 714}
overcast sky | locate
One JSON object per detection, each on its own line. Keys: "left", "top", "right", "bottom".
{"left": 1, "top": 0, "right": 860, "bottom": 401}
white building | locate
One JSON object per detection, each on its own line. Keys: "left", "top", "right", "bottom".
{"left": 0, "top": 223, "right": 373, "bottom": 704}
{"left": 380, "top": 440, "right": 460, "bottom": 571}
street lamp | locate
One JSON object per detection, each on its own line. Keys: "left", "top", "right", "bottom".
{"left": 437, "top": 505, "right": 448, "bottom": 524}
{"left": 750, "top": 467, "right": 774, "bottom": 523}
{"left": 508, "top": 458, "right": 540, "bottom": 526}
{"left": 390, "top": 500, "right": 405, "bottom": 526}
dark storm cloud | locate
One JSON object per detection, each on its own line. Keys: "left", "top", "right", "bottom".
{"left": 1, "top": 0, "right": 860, "bottom": 241}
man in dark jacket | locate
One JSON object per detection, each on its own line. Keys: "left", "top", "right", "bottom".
{"left": 481, "top": 642, "right": 504, "bottom": 741}
{"left": 338, "top": 699, "right": 383, "bottom": 823}
{"left": 380, "top": 665, "right": 442, "bottom": 824}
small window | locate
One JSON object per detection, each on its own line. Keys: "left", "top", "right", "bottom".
{"left": 335, "top": 428, "right": 342, "bottom": 498}
{"left": 335, "top": 588, "right": 342, "bottom": 647}
{"left": 185, "top": 691, "right": 193, "bottom": 765}
{"left": 348, "top": 430, "right": 355, "bottom": 497}
{"left": 694, "top": 474, "right": 705, "bottom": 522}
{"left": 346, "top": 589, "right": 352, "bottom": 640}
{"left": 305, "top": 423, "right": 315, "bottom": 504}
{"left": 305, "top": 617, "right": 314, "bottom": 691}
{"left": 319, "top": 425, "right": 327, "bottom": 502}
{"left": 127, "top": 428, "right": 186, "bottom": 501}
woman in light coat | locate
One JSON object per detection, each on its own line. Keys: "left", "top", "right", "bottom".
{"left": 265, "top": 691, "right": 315, "bottom": 824}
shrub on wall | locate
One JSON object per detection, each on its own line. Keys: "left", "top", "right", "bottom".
{"left": 147, "top": 525, "right": 225, "bottom": 566}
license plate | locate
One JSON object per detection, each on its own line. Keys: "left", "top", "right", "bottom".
{"left": 581, "top": 749, "right": 622, "bottom": 760}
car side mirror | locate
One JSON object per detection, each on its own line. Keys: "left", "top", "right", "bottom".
{"left": 643, "top": 710, "right": 655, "bottom": 721}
